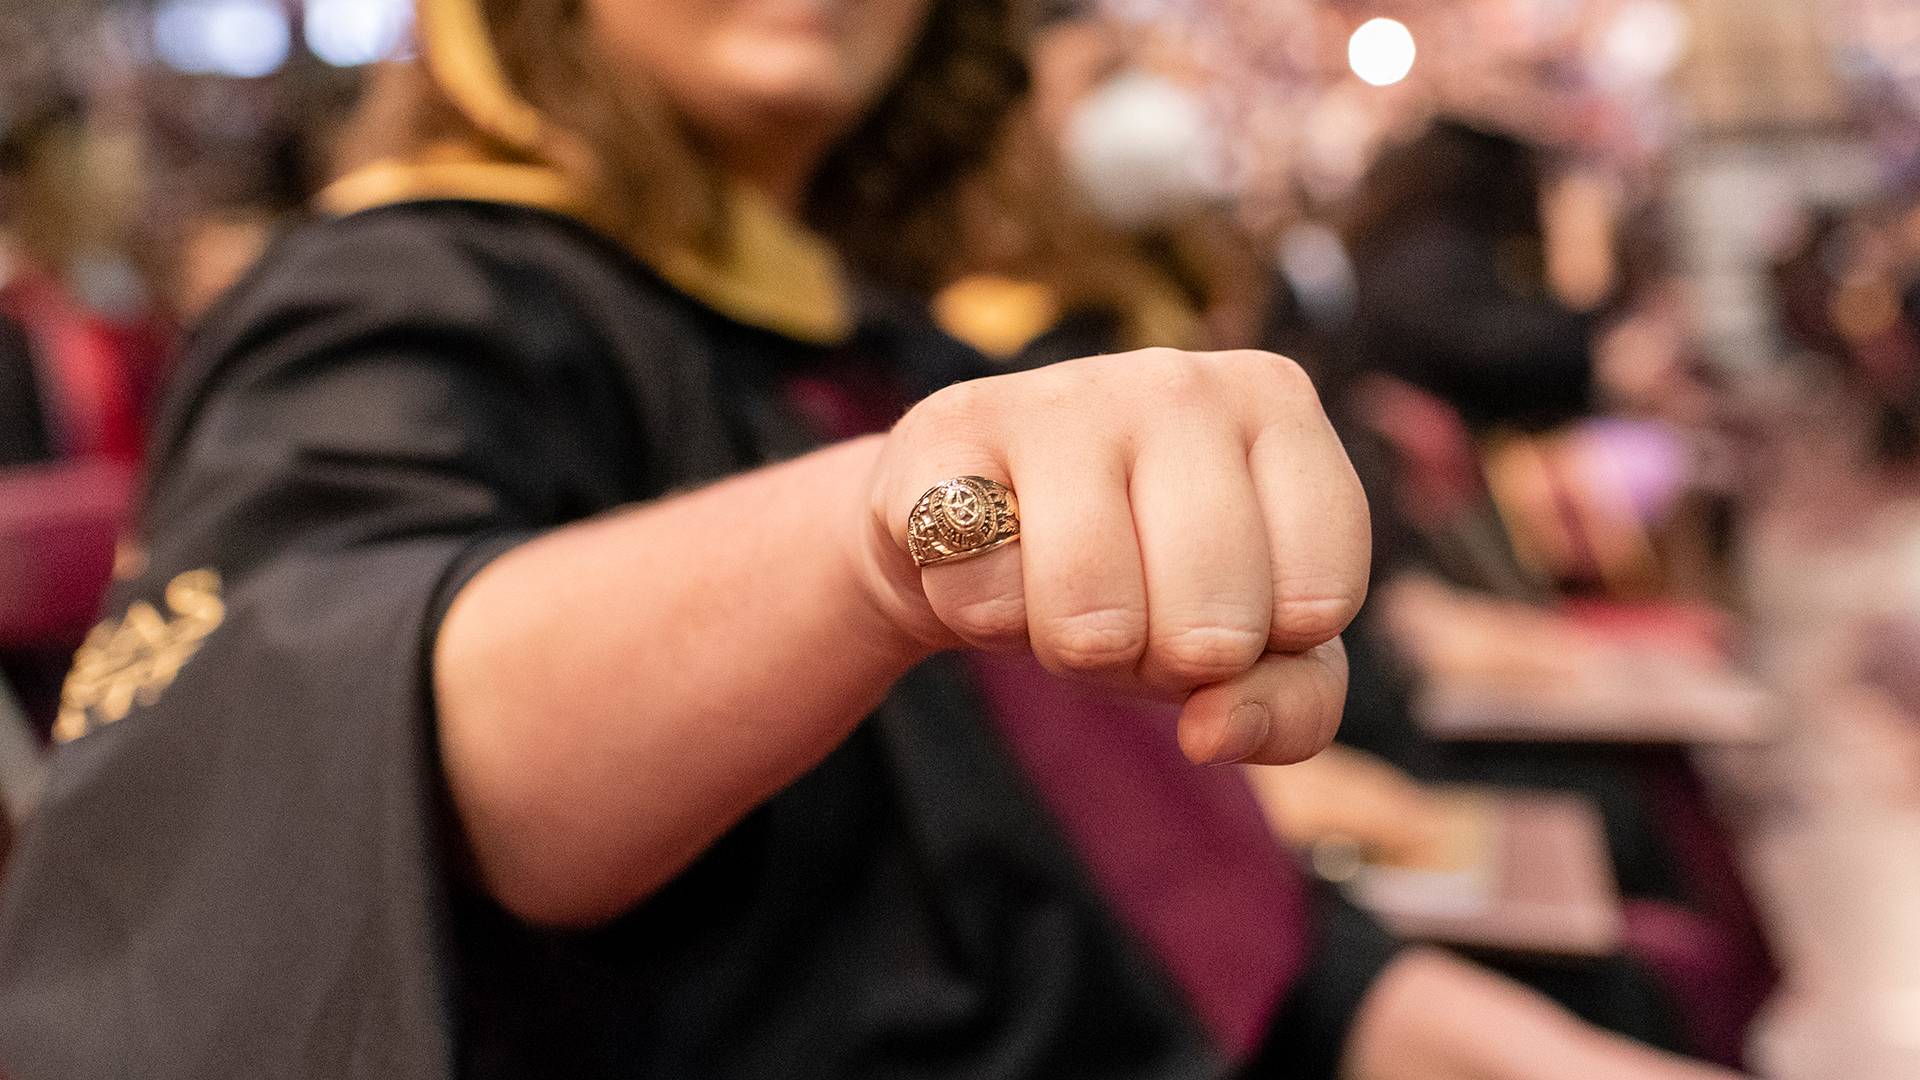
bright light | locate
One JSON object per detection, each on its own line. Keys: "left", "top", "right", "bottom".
{"left": 305, "top": 0, "right": 413, "bottom": 67}
{"left": 154, "top": 0, "right": 290, "bottom": 78}
{"left": 1348, "top": 17, "right": 1416, "bottom": 87}
{"left": 1593, "top": 0, "right": 1690, "bottom": 88}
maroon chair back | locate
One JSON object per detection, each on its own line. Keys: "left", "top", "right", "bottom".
{"left": 0, "top": 459, "right": 133, "bottom": 650}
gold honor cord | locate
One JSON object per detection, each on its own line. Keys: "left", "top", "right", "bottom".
{"left": 320, "top": 0, "right": 855, "bottom": 347}
{"left": 416, "top": 0, "right": 549, "bottom": 155}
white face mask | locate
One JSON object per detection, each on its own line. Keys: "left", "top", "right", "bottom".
{"left": 1278, "top": 221, "right": 1356, "bottom": 329}
{"left": 1060, "top": 70, "right": 1226, "bottom": 230}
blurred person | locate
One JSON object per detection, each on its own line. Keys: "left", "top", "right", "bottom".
{"left": 1338, "top": 119, "right": 1596, "bottom": 437}
{"left": 147, "top": 113, "right": 356, "bottom": 324}
{"left": 0, "top": 99, "right": 159, "bottom": 731}
{"left": 169, "top": 206, "right": 280, "bottom": 322}
{"left": 935, "top": 9, "right": 1268, "bottom": 366}
{"left": 0, "top": 98, "right": 167, "bottom": 457}
{"left": 1745, "top": 196, "right": 1920, "bottom": 756}
{"left": 0, "top": 5, "right": 1742, "bottom": 1080}
{"left": 944, "top": 17, "right": 1741, "bottom": 1063}
{"left": 1768, "top": 201, "right": 1920, "bottom": 470}
{"left": 1722, "top": 198, "right": 1920, "bottom": 1078}
{"left": 1741, "top": 200, "right": 1920, "bottom": 701}
{"left": 940, "top": 15, "right": 1756, "bottom": 1068}
{"left": 1268, "top": 118, "right": 1776, "bottom": 1065}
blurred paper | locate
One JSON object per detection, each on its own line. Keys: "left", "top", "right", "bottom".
{"left": 1416, "top": 653, "right": 1779, "bottom": 745}
{"left": 1339, "top": 787, "right": 1623, "bottom": 957}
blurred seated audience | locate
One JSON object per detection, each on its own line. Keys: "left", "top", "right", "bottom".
{"left": 932, "top": 6, "right": 1763, "bottom": 1066}
{"left": 0, "top": 100, "right": 164, "bottom": 732}
{"left": 1264, "top": 117, "right": 1776, "bottom": 1065}
{"left": 935, "top": 11, "right": 1267, "bottom": 364}
{"left": 0, "top": 2, "right": 1754, "bottom": 1077}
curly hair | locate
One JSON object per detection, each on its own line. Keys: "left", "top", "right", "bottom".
{"left": 807, "top": 0, "right": 1031, "bottom": 289}
{"left": 341, "top": 0, "right": 1030, "bottom": 291}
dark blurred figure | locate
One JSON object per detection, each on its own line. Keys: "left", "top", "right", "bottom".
{"left": 0, "top": 100, "right": 154, "bottom": 732}
{"left": 1340, "top": 120, "right": 1596, "bottom": 434}
{"left": 1769, "top": 202, "right": 1920, "bottom": 466}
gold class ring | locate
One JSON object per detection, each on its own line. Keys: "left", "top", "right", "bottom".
{"left": 907, "top": 476, "right": 1021, "bottom": 568}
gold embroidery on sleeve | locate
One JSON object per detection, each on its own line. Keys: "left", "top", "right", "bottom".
{"left": 54, "top": 569, "right": 227, "bottom": 745}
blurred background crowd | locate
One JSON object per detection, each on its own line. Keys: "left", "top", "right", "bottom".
{"left": 3, "top": 0, "right": 1920, "bottom": 1076}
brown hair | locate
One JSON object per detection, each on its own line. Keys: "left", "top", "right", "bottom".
{"left": 338, "top": 0, "right": 1030, "bottom": 290}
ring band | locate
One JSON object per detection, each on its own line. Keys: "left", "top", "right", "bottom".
{"left": 907, "top": 476, "right": 1021, "bottom": 567}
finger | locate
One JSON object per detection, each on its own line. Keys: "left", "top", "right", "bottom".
{"left": 1176, "top": 638, "right": 1348, "bottom": 766}
{"left": 1016, "top": 434, "right": 1148, "bottom": 678}
{"left": 1246, "top": 377, "right": 1371, "bottom": 652}
{"left": 915, "top": 472, "right": 1029, "bottom": 651}
{"left": 1129, "top": 417, "right": 1273, "bottom": 693}
{"left": 882, "top": 378, "right": 994, "bottom": 537}
{"left": 875, "top": 382, "right": 1030, "bottom": 649}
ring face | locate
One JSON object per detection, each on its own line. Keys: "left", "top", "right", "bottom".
{"left": 908, "top": 477, "right": 1021, "bottom": 567}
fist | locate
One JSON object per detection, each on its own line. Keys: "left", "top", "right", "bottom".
{"left": 860, "top": 349, "right": 1370, "bottom": 766}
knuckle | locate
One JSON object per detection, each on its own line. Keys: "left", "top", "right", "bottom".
{"left": 1247, "top": 348, "right": 1309, "bottom": 382}
{"left": 1130, "top": 346, "right": 1187, "bottom": 366}
{"left": 1216, "top": 347, "right": 1278, "bottom": 368}
{"left": 1261, "top": 647, "right": 1349, "bottom": 764}
{"left": 1304, "top": 645, "right": 1351, "bottom": 751}
{"left": 1038, "top": 607, "right": 1149, "bottom": 673}
{"left": 914, "top": 377, "right": 995, "bottom": 430}
{"left": 1239, "top": 350, "right": 1319, "bottom": 403}
{"left": 1269, "top": 591, "right": 1363, "bottom": 650}
{"left": 1150, "top": 352, "right": 1214, "bottom": 403}
{"left": 1025, "top": 369, "right": 1082, "bottom": 415}
{"left": 1151, "top": 621, "right": 1268, "bottom": 683}
{"left": 1263, "top": 705, "right": 1341, "bottom": 764}
{"left": 942, "top": 591, "right": 1028, "bottom": 646}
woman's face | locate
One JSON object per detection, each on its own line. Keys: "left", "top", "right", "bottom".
{"left": 587, "top": 0, "right": 934, "bottom": 191}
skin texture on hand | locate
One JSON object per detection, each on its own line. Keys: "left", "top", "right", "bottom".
{"left": 858, "top": 347, "right": 1371, "bottom": 767}
{"left": 437, "top": 349, "right": 1371, "bottom": 926}
{"left": 1343, "top": 949, "right": 1749, "bottom": 1080}
{"left": 437, "top": 437, "right": 927, "bottom": 926}
{"left": 432, "top": 0, "right": 1372, "bottom": 930}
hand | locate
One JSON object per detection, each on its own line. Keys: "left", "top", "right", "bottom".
{"left": 1346, "top": 950, "right": 1749, "bottom": 1080}
{"left": 856, "top": 348, "right": 1370, "bottom": 766}
{"left": 1244, "top": 746, "right": 1445, "bottom": 863}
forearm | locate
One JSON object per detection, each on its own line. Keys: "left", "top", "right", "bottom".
{"left": 434, "top": 435, "right": 928, "bottom": 926}
{"left": 1343, "top": 950, "right": 1743, "bottom": 1080}
{"left": 434, "top": 346, "right": 1375, "bottom": 926}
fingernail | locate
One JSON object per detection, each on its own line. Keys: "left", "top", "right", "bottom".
{"left": 1206, "top": 701, "right": 1272, "bottom": 765}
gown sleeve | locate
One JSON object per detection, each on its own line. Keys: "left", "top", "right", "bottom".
{"left": 0, "top": 209, "right": 638, "bottom": 1080}
{"left": 1249, "top": 886, "right": 1404, "bottom": 1079}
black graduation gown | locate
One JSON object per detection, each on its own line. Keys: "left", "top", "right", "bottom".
{"left": 0, "top": 201, "right": 1384, "bottom": 1079}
